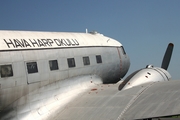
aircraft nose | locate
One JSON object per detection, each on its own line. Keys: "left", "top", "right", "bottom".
{"left": 124, "top": 55, "right": 130, "bottom": 76}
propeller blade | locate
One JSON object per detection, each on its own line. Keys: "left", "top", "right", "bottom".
{"left": 161, "top": 43, "right": 174, "bottom": 70}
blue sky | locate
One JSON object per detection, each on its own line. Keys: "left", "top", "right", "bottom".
{"left": 0, "top": 0, "right": 180, "bottom": 79}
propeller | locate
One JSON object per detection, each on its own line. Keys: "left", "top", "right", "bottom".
{"left": 161, "top": 43, "right": 174, "bottom": 70}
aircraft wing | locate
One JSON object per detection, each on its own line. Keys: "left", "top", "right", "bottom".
{"left": 122, "top": 80, "right": 180, "bottom": 120}
{"left": 54, "top": 80, "right": 180, "bottom": 120}
{"left": 1, "top": 76, "right": 180, "bottom": 120}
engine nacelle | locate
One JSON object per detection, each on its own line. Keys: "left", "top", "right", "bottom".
{"left": 119, "top": 65, "right": 171, "bottom": 90}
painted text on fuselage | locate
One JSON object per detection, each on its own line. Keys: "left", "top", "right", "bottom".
{"left": 3, "top": 38, "right": 79, "bottom": 48}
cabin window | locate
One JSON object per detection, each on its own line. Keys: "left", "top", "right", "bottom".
{"left": 96, "top": 55, "right": 102, "bottom": 63}
{"left": 67, "top": 58, "right": 76, "bottom": 68}
{"left": 121, "top": 46, "right": 126, "bottom": 55}
{"left": 0, "top": 64, "right": 13, "bottom": 78}
{"left": 49, "top": 60, "right": 59, "bottom": 70}
{"left": 26, "top": 62, "right": 38, "bottom": 74}
{"left": 83, "top": 56, "right": 90, "bottom": 65}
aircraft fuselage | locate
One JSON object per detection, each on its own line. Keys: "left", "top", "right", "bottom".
{"left": 0, "top": 30, "right": 130, "bottom": 119}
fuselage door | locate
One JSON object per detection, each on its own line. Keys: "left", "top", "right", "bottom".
{"left": 25, "top": 61, "right": 40, "bottom": 84}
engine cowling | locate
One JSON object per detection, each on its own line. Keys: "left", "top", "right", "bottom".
{"left": 119, "top": 65, "right": 171, "bottom": 90}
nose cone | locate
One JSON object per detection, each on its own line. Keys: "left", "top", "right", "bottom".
{"left": 121, "top": 54, "right": 130, "bottom": 79}
{"left": 126, "top": 55, "right": 130, "bottom": 71}
{"left": 118, "top": 45, "right": 130, "bottom": 79}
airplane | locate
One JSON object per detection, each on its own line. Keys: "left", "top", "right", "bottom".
{"left": 0, "top": 30, "right": 130, "bottom": 119}
{"left": 0, "top": 30, "right": 179, "bottom": 120}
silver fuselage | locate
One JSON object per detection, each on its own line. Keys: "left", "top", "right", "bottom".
{"left": 0, "top": 30, "right": 130, "bottom": 119}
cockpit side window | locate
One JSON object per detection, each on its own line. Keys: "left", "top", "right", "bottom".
{"left": 121, "top": 46, "right": 126, "bottom": 55}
